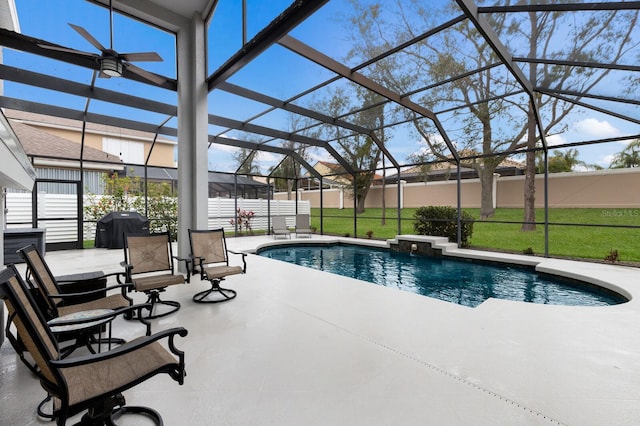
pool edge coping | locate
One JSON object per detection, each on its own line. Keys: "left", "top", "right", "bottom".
{"left": 252, "top": 234, "right": 637, "bottom": 307}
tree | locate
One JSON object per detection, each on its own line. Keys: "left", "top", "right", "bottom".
{"left": 269, "top": 140, "right": 310, "bottom": 199}
{"left": 345, "top": 1, "right": 524, "bottom": 219}
{"left": 269, "top": 115, "right": 313, "bottom": 199}
{"left": 342, "top": 1, "right": 638, "bottom": 223}
{"left": 339, "top": 134, "right": 382, "bottom": 214}
{"left": 314, "top": 86, "right": 386, "bottom": 214}
{"left": 84, "top": 172, "right": 178, "bottom": 239}
{"left": 517, "top": 6, "right": 638, "bottom": 230}
{"left": 233, "top": 147, "right": 260, "bottom": 175}
{"left": 535, "top": 148, "right": 582, "bottom": 173}
{"left": 610, "top": 139, "right": 640, "bottom": 169}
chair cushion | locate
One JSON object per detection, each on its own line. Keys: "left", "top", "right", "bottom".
{"left": 133, "top": 274, "right": 185, "bottom": 292}
{"left": 203, "top": 265, "right": 243, "bottom": 280}
{"left": 58, "top": 294, "right": 130, "bottom": 317}
{"left": 60, "top": 339, "right": 178, "bottom": 406}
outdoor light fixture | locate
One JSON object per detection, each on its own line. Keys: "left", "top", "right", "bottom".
{"left": 100, "top": 56, "right": 123, "bottom": 77}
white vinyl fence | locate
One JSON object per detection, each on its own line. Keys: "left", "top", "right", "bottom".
{"left": 5, "top": 193, "right": 309, "bottom": 243}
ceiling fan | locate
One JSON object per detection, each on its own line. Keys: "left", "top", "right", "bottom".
{"left": 39, "top": 0, "right": 166, "bottom": 85}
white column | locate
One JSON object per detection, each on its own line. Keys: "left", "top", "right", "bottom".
{"left": 176, "top": 13, "right": 208, "bottom": 261}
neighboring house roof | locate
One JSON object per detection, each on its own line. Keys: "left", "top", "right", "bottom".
{"left": 315, "top": 161, "right": 341, "bottom": 172}
{"left": 391, "top": 152, "right": 525, "bottom": 180}
{"left": 3, "top": 109, "right": 176, "bottom": 145}
{"left": 126, "top": 165, "right": 267, "bottom": 189}
{"left": 311, "top": 161, "right": 384, "bottom": 182}
{"left": 10, "top": 121, "right": 123, "bottom": 167}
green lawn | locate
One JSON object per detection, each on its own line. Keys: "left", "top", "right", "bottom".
{"left": 311, "top": 207, "right": 640, "bottom": 263}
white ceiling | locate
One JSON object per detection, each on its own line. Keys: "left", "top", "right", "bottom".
{"left": 108, "top": 0, "right": 215, "bottom": 32}
{"left": 145, "top": 0, "right": 213, "bottom": 18}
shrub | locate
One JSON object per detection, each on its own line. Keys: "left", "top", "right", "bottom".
{"left": 229, "top": 208, "right": 255, "bottom": 234}
{"left": 85, "top": 173, "right": 178, "bottom": 240}
{"left": 604, "top": 249, "right": 619, "bottom": 263}
{"left": 413, "top": 206, "right": 474, "bottom": 246}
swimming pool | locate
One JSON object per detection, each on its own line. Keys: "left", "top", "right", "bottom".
{"left": 258, "top": 243, "right": 627, "bottom": 308}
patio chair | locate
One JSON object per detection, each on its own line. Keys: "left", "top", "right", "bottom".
{"left": 295, "top": 213, "right": 312, "bottom": 238}
{"left": 18, "top": 244, "right": 133, "bottom": 320}
{"left": 122, "top": 232, "right": 188, "bottom": 318}
{"left": 188, "top": 228, "right": 247, "bottom": 303}
{"left": 0, "top": 265, "right": 187, "bottom": 426}
{"left": 15, "top": 245, "right": 148, "bottom": 377}
{"left": 271, "top": 216, "right": 291, "bottom": 239}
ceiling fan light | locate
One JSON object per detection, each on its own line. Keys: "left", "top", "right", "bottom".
{"left": 101, "top": 57, "right": 123, "bottom": 77}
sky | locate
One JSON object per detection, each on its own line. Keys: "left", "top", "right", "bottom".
{"left": 3, "top": 0, "right": 639, "bottom": 175}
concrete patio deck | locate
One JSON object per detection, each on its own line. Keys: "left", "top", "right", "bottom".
{"left": 1, "top": 234, "right": 640, "bottom": 425}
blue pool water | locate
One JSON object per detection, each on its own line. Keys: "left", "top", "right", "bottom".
{"left": 258, "top": 244, "right": 627, "bottom": 308}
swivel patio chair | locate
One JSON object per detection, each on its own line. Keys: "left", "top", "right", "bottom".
{"left": 271, "top": 216, "right": 291, "bottom": 239}
{"left": 18, "top": 244, "right": 133, "bottom": 320}
{"left": 122, "top": 232, "right": 188, "bottom": 318}
{"left": 14, "top": 245, "right": 149, "bottom": 382}
{"left": 295, "top": 213, "right": 313, "bottom": 238}
{"left": 188, "top": 228, "right": 247, "bottom": 303}
{"left": 0, "top": 265, "right": 187, "bottom": 426}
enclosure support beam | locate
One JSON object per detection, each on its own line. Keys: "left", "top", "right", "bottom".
{"left": 353, "top": 176, "right": 357, "bottom": 238}
{"left": 320, "top": 177, "right": 324, "bottom": 235}
{"left": 397, "top": 174, "right": 402, "bottom": 236}
{"left": 267, "top": 177, "right": 272, "bottom": 237}
{"left": 207, "top": 0, "right": 329, "bottom": 90}
{"left": 209, "top": 114, "right": 356, "bottom": 175}
{"left": 217, "top": 82, "right": 401, "bottom": 169}
{"left": 212, "top": 135, "right": 323, "bottom": 180}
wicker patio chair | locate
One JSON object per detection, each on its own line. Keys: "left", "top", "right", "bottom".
{"left": 188, "top": 228, "right": 247, "bottom": 303}
{"left": 122, "top": 232, "right": 188, "bottom": 318}
{"left": 0, "top": 265, "right": 187, "bottom": 426}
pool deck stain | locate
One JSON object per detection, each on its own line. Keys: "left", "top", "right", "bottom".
{"left": 2, "top": 234, "right": 639, "bottom": 425}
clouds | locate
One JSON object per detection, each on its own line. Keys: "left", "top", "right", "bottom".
{"left": 572, "top": 118, "right": 622, "bottom": 139}
{"left": 546, "top": 133, "right": 567, "bottom": 147}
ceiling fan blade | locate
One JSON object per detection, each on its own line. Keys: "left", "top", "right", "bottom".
{"left": 125, "top": 62, "right": 167, "bottom": 86}
{"left": 120, "top": 52, "right": 163, "bottom": 62}
{"left": 69, "top": 23, "right": 106, "bottom": 53}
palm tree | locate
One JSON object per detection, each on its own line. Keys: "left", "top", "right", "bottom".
{"left": 536, "top": 148, "right": 584, "bottom": 173}
{"left": 610, "top": 139, "right": 640, "bottom": 169}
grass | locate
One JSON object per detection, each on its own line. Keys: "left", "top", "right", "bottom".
{"left": 311, "top": 207, "right": 640, "bottom": 263}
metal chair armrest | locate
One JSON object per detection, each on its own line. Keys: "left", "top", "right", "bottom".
{"left": 173, "top": 255, "right": 192, "bottom": 283}
{"left": 50, "top": 327, "right": 188, "bottom": 368}
{"left": 227, "top": 250, "right": 248, "bottom": 273}
{"left": 48, "top": 283, "right": 129, "bottom": 299}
